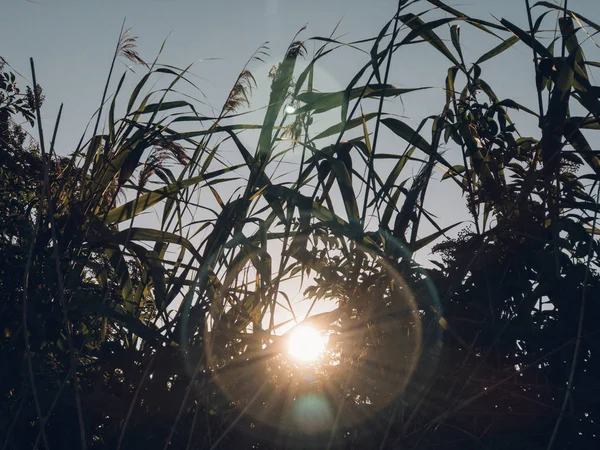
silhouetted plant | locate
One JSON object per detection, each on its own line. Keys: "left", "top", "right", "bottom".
{"left": 1, "top": 0, "right": 600, "bottom": 449}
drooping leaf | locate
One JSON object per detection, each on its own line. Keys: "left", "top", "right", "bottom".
{"left": 381, "top": 117, "right": 430, "bottom": 153}
{"left": 441, "top": 164, "right": 466, "bottom": 180}
{"left": 500, "top": 18, "right": 553, "bottom": 59}
{"left": 450, "top": 25, "right": 463, "bottom": 63}
{"left": 398, "top": 14, "right": 462, "bottom": 67}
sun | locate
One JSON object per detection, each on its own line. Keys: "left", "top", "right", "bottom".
{"left": 287, "top": 326, "right": 327, "bottom": 363}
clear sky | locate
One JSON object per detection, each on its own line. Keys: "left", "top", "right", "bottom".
{"left": 5, "top": 0, "right": 598, "bottom": 153}
{"left": 2, "top": 0, "right": 599, "bottom": 321}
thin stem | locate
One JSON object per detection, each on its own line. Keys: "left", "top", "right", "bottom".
{"left": 547, "top": 182, "right": 600, "bottom": 450}
{"left": 525, "top": 0, "right": 546, "bottom": 126}
{"left": 31, "top": 58, "right": 87, "bottom": 449}
{"left": 91, "top": 18, "right": 126, "bottom": 146}
{"left": 362, "top": 0, "right": 404, "bottom": 225}
{"left": 20, "top": 144, "right": 50, "bottom": 450}
{"left": 561, "top": 0, "right": 569, "bottom": 58}
{"left": 117, "top": 351, "right": 157, "bottom": 450}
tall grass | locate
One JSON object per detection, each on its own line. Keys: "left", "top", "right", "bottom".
{"left": 2, "top": 0, "right": 600, "bottom": 448}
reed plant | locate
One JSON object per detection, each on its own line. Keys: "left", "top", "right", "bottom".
{"left": 1, "top": 0, "right": 599, "bottom": 448}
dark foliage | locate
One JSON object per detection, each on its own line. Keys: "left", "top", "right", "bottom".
{"left": 1, "top": 1, "right": 600, "bottom": 448}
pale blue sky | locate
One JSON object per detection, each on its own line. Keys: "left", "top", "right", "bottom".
{"left": 5, "top": 0, "right": 598, "bottom": 153}
{"left": 3, "top": 0, "right": 599, "bottom": 250}
{"left": 4, "top": 0, "right": 599, "bottom": 229}
{"left": 2, "top": 0, "right": 599, "bottom": 320}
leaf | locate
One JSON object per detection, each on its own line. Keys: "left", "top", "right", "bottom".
{"left": 381, "top": 117, "right": 430, "bottom": 153}
{"left": 533, "top": 1, "right": 600, "bottom": 34}
{"left": 500, "top": 18, "right": 553, "bottom": 59}
{"left": 375, "top": 147, "right": 415, "bottom": 207}
{"left": 475, "top": 35, "right": 519, "bottom": 65}
{"left": 412, "top": 221, "right": 462, "bottom": 251}
{"left": 257, "top": 38, "right": 304, "bottom": 162}
{"left": 380, "top": 180, "right": 407, "bottom": 229}
{"left": 70, "top": 297, "right": 167, "bottom": 345}
{"left": 450, "top": 25, "right": 463, "bottom": 63}
{"left": 130, "top": 242, "right": 168, "bottom": 312}
{"left": 314, "top": 112, "right": 380, "bottom": 140}
{"left": 566, "top": 116, "right": 600, "bottom": 130}
{"left": 330, "top": 159, "right": 359, "bottom": 221}
{"left": 381, "top": 117, "right": 455, "bottom": 177}
{"left": 295, "top": 85, "right": 429, "bottom": 115}
{"left": 425, "top": 0, "right": 505, "bottom": 35}
{"left": 446, "top": 66, "right": 459, "bottom": 107}
{"left": 210, "top": 186, "right": 225, "bottom": 208}
{"left": 104, "top": 165, "right": 244, "bottom": 225}
{"left": 108, "top": 72, "right": 126, "bottom": 146}
{"left": 441, "top": 164, "right": 466, "bottom": 180}
{"left": 563, "top": 122, "right": 600, "bottom": 176}
{"left": 371, "top": 20, "right": 394, "bottom": 84}
{"left": 398, "top": 14, "right": 461, "bottom": 67}
{"left": 293, "top": 309, "right": 343, "bottom": 331}
{"left": 109, "top": 228, "right": 204, "bottom": 264}
{"left": 132, "top": 100, "right": 196, "bottom": 116}
{"left": 493, "top": 99, "right": 539, "bottom": 117}
{"left": 223, "top": 128, "right": 286, "bottom": 224}
{"left": 104, "top": 247, "right": 134, "bottom": 308}
{"left": 118, "top": 135, "right": 153, "bottom": 185}
{"left": 360, "top": 110, "right": 373, "bottom": 156}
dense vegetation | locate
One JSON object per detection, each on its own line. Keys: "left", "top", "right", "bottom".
{"left": 1, "top": 0, "right": 599, "bottom": 448}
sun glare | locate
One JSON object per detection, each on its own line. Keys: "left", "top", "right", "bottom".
{"left": 287, "top": 326, "right": 327, "bottom": 363}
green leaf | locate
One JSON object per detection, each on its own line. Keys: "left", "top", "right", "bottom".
{"left": 563, "top": 122, "right": 600, "bottom": 176}
{"left": 104, "top": 247, "right": 134, "bottom": 308}
{"left": 425, "top": 0, "right": 505, "bottom": 35}
{"left": 500, "top": 18, "right": 553, "bottom": 59}
{"left": 295, "top": 85, "right": 429, "bottom": 115}
{"left": 380, "top": 180, "right": 407, "bottom": 229}
{"left": 381, "top": 116, "right": 455, "bottom": 175}
{"left": 314, "top": 112, "right": 380, "bottom": 140}
{"left": 126, "top": 67, "right": 181, "bottom": 115}
{"left": 494, "top": 99, "right": 539, "bottom": 117}
{"left": 330, "top": 159, "right": 359, "bottom": 221}
{"left": 70, "top": 297, "right": 168, "bottom": 345}
{"left": 132, "top": 100, "right": 197, "bottom": 116}
{"left": 566, "top": 116, "right": 600, "bottom": 130}
{"left": 398, "top": 14, "right": 461, "bottom": 67}
{"left": 381, "top": 117, "right": 431, "bottom": 153}
{"left": 371, "top": 20, "right": 394, "bottom": 84}
{"left": 104, "top": 165, "right": 244, "bottom": 224}
{"left": 109, "top": 228, "right": 204, "bottom": 265}
{"left": 257, "top": 39, "right": 304, "bottom": 163}
{"left": 441, "top": 164, "right": 466, "bottom": 180}
{"left": 475, "top": 36, "right": 519, "bottom": 65}
{"left": 374, "top": 147, "right": 415, "bottom": 207}
{"left": 412, "top": 221, "right": 462, "bottom": 251}
{"left": 450, "top": 25, "right": 463, "bottom": 63}
{"left": 130, "top": 242, "right": 168, "bottom": 312}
